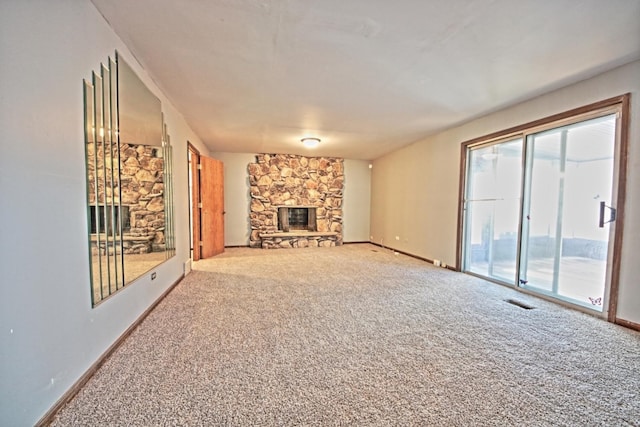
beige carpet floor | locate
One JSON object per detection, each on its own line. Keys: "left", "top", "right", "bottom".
{"left": 52, "top": 244, "right": 640, "bottom": 426}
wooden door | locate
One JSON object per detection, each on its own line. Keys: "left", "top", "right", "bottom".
{"left": 200, "top": 155, "right": 225, "bottom": 258}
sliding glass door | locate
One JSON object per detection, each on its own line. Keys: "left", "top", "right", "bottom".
{"left": 462, "top": 101, "right": 625, "bottom": 316}
{"left": 463, "top": 138, "right": 523, "bottom": 283}
{"left": 519, "top": 114, "right": 617, "bottom": 311}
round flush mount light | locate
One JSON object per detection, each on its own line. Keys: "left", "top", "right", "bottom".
{"left": 301, "top": 137, "right": 320, "bottom": 148}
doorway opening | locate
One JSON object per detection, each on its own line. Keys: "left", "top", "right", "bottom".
{"left": 188, "top": 143, "right": 200, "bottom": 261}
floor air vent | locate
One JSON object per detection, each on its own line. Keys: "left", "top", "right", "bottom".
{"left": 505, "top": 299, "right": 535, "bottom": 310}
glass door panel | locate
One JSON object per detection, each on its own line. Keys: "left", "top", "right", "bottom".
{"left": 463, "top": 139, "right": 523, "bottom": 283}
{"left": 519, "top": 114, "right": 616, "bottom": 311}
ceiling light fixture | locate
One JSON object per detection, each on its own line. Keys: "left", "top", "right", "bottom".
{"left": 301, "top": 137, "right": 320, "bottom": 148}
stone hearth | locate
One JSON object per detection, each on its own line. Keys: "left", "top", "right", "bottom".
{"left": 248, "top": 154, "right": 343, "bottom": 249}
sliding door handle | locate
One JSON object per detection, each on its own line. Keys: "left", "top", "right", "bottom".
{"left": 599, "top": 201, "right": 616, "bottom": 228}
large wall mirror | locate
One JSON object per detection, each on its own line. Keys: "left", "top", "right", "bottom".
{"left": 83, "top": 52, "right": 175, "bottom": 306}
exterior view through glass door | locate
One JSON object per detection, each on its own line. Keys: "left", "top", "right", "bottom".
{"left": 463, "top": 138, "right": 523, "bottom": 284}
{"left": 462, "top": 102, "right": 624, "bottom": 316}
{"left": 519, "top": 114, "right": 617, "bottom": 312}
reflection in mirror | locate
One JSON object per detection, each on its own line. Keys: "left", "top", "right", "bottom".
{"left": 118, "top": 53, "right": 162, "bottom": 146}
{"left": 84, "top": 53, "right": 175, "bottom": 306}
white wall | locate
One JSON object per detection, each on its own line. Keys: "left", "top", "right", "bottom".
{"left": 0, "top": 1, "right": 204, "bottom": 425}
{"left": 343, "top": 159, "right": 372, "bottom": 242}
{"left": 212, "top": 153, "right": 372, "bottom": 246}
{"left": 370, "top": 60, "right": 640, "bottom": 324}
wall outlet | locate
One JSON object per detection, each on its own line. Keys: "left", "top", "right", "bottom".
{"left": 395, "top": 235, "right": 400, "bottom": 240}
{"left": 433, "top": 259, "right": 441, "bottom": 267}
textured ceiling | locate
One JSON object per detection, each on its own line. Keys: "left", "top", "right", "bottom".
{"left": 91, "top": 0, "right": 640, "bottom": 160}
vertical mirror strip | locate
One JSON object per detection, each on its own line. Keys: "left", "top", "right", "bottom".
{"left": 90, "top": 76, "right": 103, "bottom": 302}
{"left": 93, "top": 71, "right": 110, "bottom": 300}
{"left": 102, "top": 64, "right": 119, "bottom": 294}
{"left": 162, "top": 122, "right": 176, "bottom": 260}
{"left": 169, "top": 137, "right": 175, "bottom": 257}
{"left": 169, "top": 138, "right": 175, "bottom": 257}
{"left": 83, "top": 80, "right": 98, "bottom": 305}
{"left": 98, "top": 71, "right": 114, "bottom": 296}
{"left": 110, "top": 57, "right": 125, "bottom": 290}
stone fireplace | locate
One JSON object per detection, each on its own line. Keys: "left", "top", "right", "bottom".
{"left": 87, "top": 143, "right": 166, "bottom": 254}
{"left": 248, "top": 154, "right": 343, "bottom": 249}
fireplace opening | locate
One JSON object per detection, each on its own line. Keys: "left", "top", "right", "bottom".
{"left": 278, "top": 207, "right": 316, "bottom": 232}
{"left": 288, "top": 208, "right": 308, "bottom": 230}
{"left": 89, "top": 205, "right": 130, "bottom": 235}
